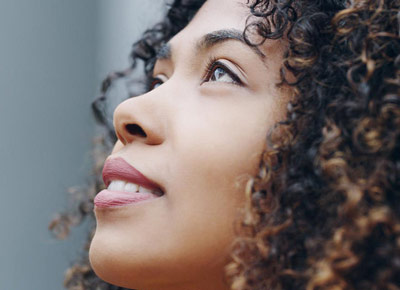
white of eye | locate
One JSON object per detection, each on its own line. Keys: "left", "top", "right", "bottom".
{"left": 150, "top": 74, "right": 168, "bottom": 90}
{"left": 211, "top": 67, "right": 235, "bottom": 83}
{"left": 153, "top": 81, "right": 162, "bottom": 89}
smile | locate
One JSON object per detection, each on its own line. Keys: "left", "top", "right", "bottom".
{"left": 94, "top": 157, "right": 164, "bottom": 208}
{"left": 107, "top": 180, "right": 163, "bottom": 195}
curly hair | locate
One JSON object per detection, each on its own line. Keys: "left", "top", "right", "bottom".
{"left": 227, "top": 0, "right": 400, "bottom": 289}
{"left": 50, "top": 0, "right": 400, "bottom": 289}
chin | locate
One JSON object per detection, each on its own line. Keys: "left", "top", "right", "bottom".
{"left": 89, "top": 232, "right": 136, "bottom": 288}
{"left": 89, "top": 233, "right": 123, "bottom": 287}
{"left": 89, "top": 215, "right": 232, "bottom": 290}
{"left": 89, "top": 230, "right": 174, "bottom": 290}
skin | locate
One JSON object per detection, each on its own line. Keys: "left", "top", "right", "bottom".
{"left": 89, "top": 0, "right": 289, "bottom": 289}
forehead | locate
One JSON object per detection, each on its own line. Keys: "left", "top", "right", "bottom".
{"left": 170, "top": 0, "right": 249, "bottom": 46}
{"left": 161, "top": 0, "right": 287, "bottom": 71}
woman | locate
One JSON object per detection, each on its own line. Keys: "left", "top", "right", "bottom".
{"left": 53, "top": 0, "right": 400, "bottom": 289}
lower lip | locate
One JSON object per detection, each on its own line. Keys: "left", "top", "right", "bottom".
{"left": 94, "top": 190, "right": 158, "bottom": 208}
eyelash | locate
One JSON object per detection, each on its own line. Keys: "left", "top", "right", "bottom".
{"left": 202, "top": 57, "right": 243, "bottom": 86}
{"left": 148, "top": 58, "right": 243, "bottom": 91}
{"left": 149, "top": 78, "right": 163, "bottom": 91}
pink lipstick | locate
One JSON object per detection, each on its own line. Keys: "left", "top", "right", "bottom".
{"left": 94, "top": 157, "right": 163, "bottom": 208}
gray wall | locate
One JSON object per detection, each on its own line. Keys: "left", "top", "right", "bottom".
{"left": 0, "top": 1, "right": 164, "bottom": 289}
{"left": 96, "top": 0, "right": 165, "bottom": 113}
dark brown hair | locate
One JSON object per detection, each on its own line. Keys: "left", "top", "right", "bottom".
{"left": 228, "top": 0, "right": 400, "bottom": 289}
{"left": 51, "top": 0, "right": 400, "bottom": 289}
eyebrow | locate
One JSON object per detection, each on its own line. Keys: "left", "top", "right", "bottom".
{"left": 197, "top": 29, "right": 265, "bottom": 59}
{"left": 156, "top": 43, "right": 171, "bottom": 60}
{"left": 155, "top": 28, "right": 265, "bottom": 61}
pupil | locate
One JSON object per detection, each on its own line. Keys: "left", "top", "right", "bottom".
{"left": 213, "top": 67, "right": 225, "bottom": 80}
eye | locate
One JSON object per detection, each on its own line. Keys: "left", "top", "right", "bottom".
{"left": 203, "top": 60, "right": 243, "bottom": 86}
{"left": 148, "top": 76, "right": 164, "bottom": 91}
{"left": 211, "top": 67, "right": 232, "bottom": 82}
{"left": 149, "top": 78, "right": 163, "bottom": 91}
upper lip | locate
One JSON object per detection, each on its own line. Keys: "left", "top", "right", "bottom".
{"left": 102, "top": 157, "right": 163, "bottom": 192}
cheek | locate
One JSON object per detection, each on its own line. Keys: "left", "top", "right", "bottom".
{"left": 178, "top": 105, "right": 269, "bottom": 181}
{"left": 166, "top": 106, "right": 269, "bottom": 230}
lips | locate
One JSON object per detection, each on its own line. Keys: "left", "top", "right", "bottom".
{"left": 102, "top": 157, "right": 162, "bottom": 190}
{"left": 94, "top": 157, "right": 163, "bottom": 208}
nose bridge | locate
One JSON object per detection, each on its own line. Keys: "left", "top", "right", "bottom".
{"left": 113, "top": 90, "right": 167, "bottom": 146}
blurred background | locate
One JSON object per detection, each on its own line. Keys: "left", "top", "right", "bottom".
{"left": 0, "top": 1, "right": 164, "bottom": 289}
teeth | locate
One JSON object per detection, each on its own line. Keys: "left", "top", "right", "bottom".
{"left": 125, "top": 182, "right": 137, "bottom": 193}
{"left": 140, "top": 187, "right": 153, "bottom": 194}
{"left": 107, "top": 180, "right": 161, "bottom": 195}
{"left": 109, "top": 180, "right": 126, "bottom": 191}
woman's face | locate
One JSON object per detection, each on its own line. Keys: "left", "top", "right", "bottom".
{"left": 90, "top": 0, "right": 289, "bottom": 289}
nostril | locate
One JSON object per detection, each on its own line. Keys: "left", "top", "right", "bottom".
{"left": 125, "top": 124, "right": 147, "bottom": 138}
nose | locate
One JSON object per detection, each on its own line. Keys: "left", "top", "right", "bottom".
{"left": 113, "top": 94, "right": 165, "bottom": 146}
